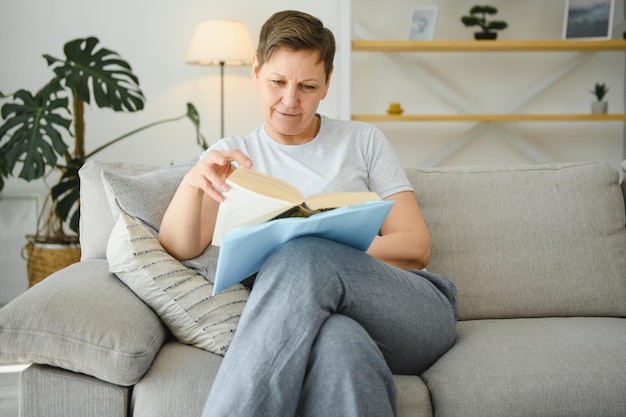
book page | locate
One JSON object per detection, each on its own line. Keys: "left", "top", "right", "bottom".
{"left": 228, "top": 167, "right": 304, "bottom": 205}
{"left": 305, "top": 191, "right": 381, "bottom": 211}
{"left": 212, "top": 181, "right": 294, "bottom": 246}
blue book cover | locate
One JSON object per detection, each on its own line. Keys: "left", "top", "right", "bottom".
{"left": 212, "top": 200, "right": 394, "bottom": 295}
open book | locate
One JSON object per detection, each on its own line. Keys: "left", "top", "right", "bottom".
{"left": 210, "top": 167, "right": 394, "bottom": 295}
{"left": 211, "top": 167, "right": 382, "bottom": 246}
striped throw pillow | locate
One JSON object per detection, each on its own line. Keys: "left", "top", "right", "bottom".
{"left": 106, "top": 212, "right": 249, "bottom": 356}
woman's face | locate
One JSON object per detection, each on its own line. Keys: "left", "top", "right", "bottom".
{"left": 252, "top": 47, "right": 331, "bottom": 145}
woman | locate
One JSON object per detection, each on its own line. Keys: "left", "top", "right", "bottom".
{"left": 159, "top": 10, "right": 458, "bottom": 417}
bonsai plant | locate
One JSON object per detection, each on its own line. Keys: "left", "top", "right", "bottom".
{"left": 0, "top": 37, "right": 206, "bottom": 282}
{"left": 590, "top": 82, "right": 609, "bottom": 114}
{"left": 461, "top": 5, "right": 508, "bottom": 40}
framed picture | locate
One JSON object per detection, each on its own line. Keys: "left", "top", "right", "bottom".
{"left": 408, "top": 7, "right": 438, "bottom": 41}
{"left": 563, "top": 0, "right": 614, "bottom": 40}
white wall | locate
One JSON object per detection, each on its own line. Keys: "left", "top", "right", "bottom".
{"left": 0, "top": 0, "right": 345, "bottom": 181}
{"left": 0, "top": 0, "right": 624, "bottom": 301}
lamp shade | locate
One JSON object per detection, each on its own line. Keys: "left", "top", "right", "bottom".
{"left": 186, "top": 19, "right": 254, "bottom": 66}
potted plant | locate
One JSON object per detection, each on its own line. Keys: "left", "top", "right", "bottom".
{"left": 461, "top": 5, "right": 508, "bottom": 40}
{"left": 0, "top": 36, "right": 207, "bottom": 285}
{"left": 590, "top": 82, "right": 609, "bottom": 114}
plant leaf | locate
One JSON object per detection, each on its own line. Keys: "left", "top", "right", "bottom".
{"left": 0, "top": 82, "right": 72, "bottom": 183}
{"left": 46, "top": 37, "right": 145, "bottom": 113}
{"left": 0, "top": 148, "right": 6, "bottom": 191}
{"left": 186, "top": 102, "right": 208, "bottom": 149}
{"left": 51, "top": 157, "right": 82, "bottom": 232}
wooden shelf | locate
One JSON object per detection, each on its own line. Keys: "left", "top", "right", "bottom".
{"left": 352, "top": 114, "right": 626, "bottom": 122}
{"left": 351, "top": 39, "right": 625, "bottom": 126}
{"left": 352, "top": 39, "right": 626, "bottom": 52}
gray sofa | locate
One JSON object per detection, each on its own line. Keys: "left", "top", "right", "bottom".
{"left": 1, "top": 158, "right": 626, "bottom": 417}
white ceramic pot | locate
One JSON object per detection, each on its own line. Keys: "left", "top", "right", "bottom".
{"left": 591, "top": 100, "right": 608, "bottom": 114}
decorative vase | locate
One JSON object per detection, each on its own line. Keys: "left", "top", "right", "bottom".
{"left": 591, "top": 100, "right": 608, "bottom": 114}
{"left": 474, "top": 32, "right": 497, "bottom": 40}
{"left": 386, "top": 102, "right": 404, "bottom": 115}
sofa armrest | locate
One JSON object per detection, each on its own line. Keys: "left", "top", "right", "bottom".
{"left": 621, "top": 160, "right": 626, "bottom": 219}
{"left": 0, "top": 260, "right": 168, "bottom": 386}
{"left": 21, "top": 364, "right": 132, "bottom": 417}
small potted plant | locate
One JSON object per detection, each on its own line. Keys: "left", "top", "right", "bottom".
{"left": 461, "top": 5, "right": 508, "bottom": 40}
{"left": 590, "top": 82, "right": 609, "bottom": 114}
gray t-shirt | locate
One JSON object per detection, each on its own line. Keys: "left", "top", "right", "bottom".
{"left": 201, "top": 116, "right": 412, "bottom": 199}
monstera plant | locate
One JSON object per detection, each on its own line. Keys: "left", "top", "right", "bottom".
{"left": 0, "top": 37, "right": 206, "bottom": 242}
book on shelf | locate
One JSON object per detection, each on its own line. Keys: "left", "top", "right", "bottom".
{"left": 211, "top": 167, "right": 394, "bottom": 295}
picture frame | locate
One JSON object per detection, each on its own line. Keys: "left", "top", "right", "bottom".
{"left": 408, "top": 7, "right": 438, "bottom": 41}
{"left": 563, "top": 0, "right": 614, "bottom": 40}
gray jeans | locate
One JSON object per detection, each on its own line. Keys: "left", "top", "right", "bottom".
{"left": 202, "top": 236, "right": 458, "bottom": 417}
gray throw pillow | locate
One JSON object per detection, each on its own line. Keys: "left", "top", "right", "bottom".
{"left": 101, "top": 159, "right": 195, "bottom": 233}
{"left": 0, "top": 260, "right": 167, "bottom": 386}
{"left": 100, "top": 159, "right": 218, "bottom": 280}
{"left": 79, "top": 160, "right": 162, "bottom": 260}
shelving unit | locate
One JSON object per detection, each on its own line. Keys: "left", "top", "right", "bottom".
{"left": 353, "top": 114, "right": 626, "bottom": 122}
{"left": 351, "top": 39, "right": 626, "bottom": 123}
{"left": 352, "top": 39, "right": 626, "bottom": 53}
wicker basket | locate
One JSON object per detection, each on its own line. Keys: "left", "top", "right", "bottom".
{"left": 23, "top": 237, "right": 81, "bottom": 287}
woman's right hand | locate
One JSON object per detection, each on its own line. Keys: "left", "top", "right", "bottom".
{"left": 158, "top": 148, "right": 252, "bottom": 259}
{"left": 184, "top": 149, "right": 253, "bottom": 202}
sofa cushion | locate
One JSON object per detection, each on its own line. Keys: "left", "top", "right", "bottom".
{"left": 101, "top": 160, "right": 195, "bottom": 233}
{"left": 0, "top": 260, "right": 167, "bottom": 386}
{"left": 79, "top": 160, "right": 162, "bottom": 260}
{"left": 394, "top": 375, "right": 433, "bottom": 417}
{"left": 132, "top": 341, "right": 221, "bottom": 417}
{"left": 106, "top": 213, "right": 249, "bottom": 356}
{"left": 422, "top": 318, "right": 626, "bottom": 417}
{"left": 131, "top": 341, "right": 434, "bottom": 417}
{"left": 407, "top": 162, "right": 626, "bottom": 320}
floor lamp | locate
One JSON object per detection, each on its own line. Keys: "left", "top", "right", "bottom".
{"left": 186, "top": 19, "right": 254, "bottom": 138}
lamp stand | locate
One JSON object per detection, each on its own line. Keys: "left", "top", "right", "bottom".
{"left": 219, "top": 61, "right": 225, "bottom": 138}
